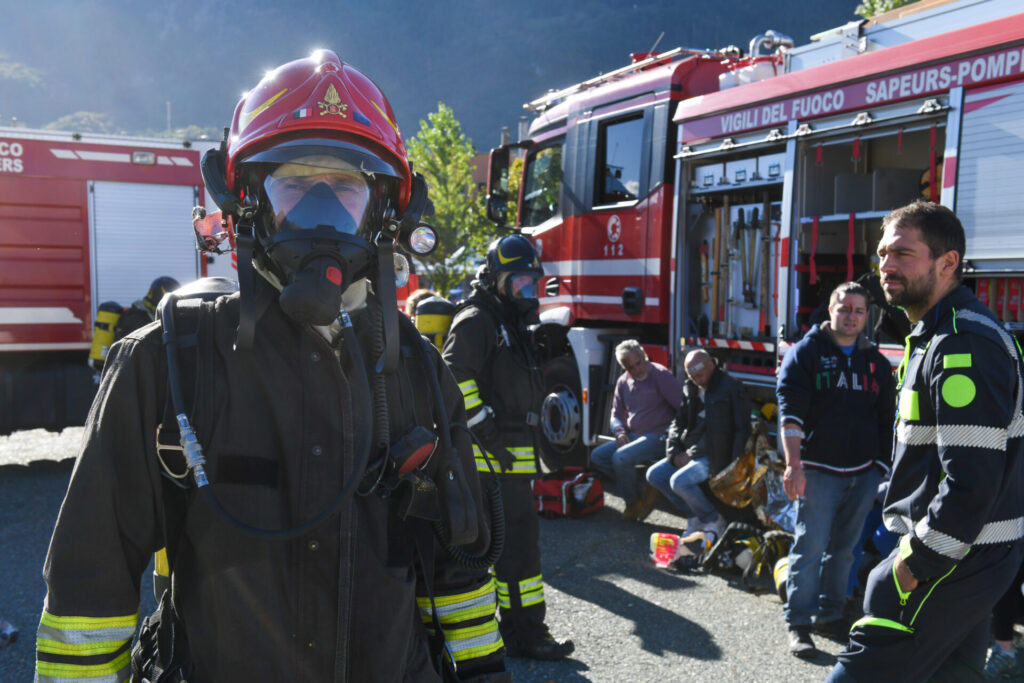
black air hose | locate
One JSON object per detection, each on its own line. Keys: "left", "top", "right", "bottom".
{"left": 163, "top": 296, "right": 374, "bottom": 540}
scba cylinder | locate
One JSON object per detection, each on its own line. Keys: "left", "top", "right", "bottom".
{"left": 88, "top": 302, "right": 123, "bottom": 372}
{"left": 414, "top": 296, "right": 456, "bottom": 349}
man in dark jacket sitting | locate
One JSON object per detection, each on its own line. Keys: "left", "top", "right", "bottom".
{"left": 646, "top": 349, "right": 750, "bottom": 542}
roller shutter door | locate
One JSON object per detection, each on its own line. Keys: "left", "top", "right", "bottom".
{"left": 957, "top": 80, "right": 1024, "bottom": 262}
{"left": 90, "top": 181, "right": 199, "bottom": 313}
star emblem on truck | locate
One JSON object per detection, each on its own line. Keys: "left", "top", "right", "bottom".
{"left": 318, "top": 84, "right": 349, "bottom": 117}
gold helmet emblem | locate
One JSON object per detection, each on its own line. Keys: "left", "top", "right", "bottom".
{"left": 318, "top": 84, "right": 349, "bottom": 117}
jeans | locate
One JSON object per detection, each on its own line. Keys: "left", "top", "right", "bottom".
{"left": 645, "top": 456, "right": 717, "bottom": 523}
{"left": 785, "top": 467, "right": 881, "bottom": 627}
{"left": 589, "top": 431, "right": 665, "bottom": 504}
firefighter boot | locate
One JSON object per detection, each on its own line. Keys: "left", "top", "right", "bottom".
{"left": 505, "top": 630, "right": 575, "bottom": 661}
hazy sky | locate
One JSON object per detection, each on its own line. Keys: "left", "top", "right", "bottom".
{"left": 0, "top": 1, "right": 858, "bottom": 148}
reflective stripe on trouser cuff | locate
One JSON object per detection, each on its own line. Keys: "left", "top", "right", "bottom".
{"left": 519, "top": 574, "right": 545, "bottom": 608}
{"left": 417, "top": 577, "right": 499, "bottom": 625}
{"left": 852, "top": 615, "right": 914, "bottom": 634}
{"left": 442, "top": 621, "right": 503, "bottom": 662}
{"left": 495, "top": 579, "right": 511, "bottom": 609}
{"left": 473, "top": 445, "right": 537, "bottom": 474}
{"left": 36, "top": 610, "right": 137, "bottom": 681}
{"left": 885, "top": 514, "right": 1024, "bottom": 558}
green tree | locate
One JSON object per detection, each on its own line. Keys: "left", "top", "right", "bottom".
{"left": 507, "top": 155, "right": 524, "bottom": 227}
{"left": 856, "top": 0, "right": 917, "bottom": 19}
{"left": 0, "top": 53, "right": 43, "bottom": 87}
{"left": 407, "top": 102, "right": 498, "bottom": 296}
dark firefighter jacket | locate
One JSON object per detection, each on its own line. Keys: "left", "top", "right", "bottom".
{"left": 667, "top": 367, "right": 751, "bottom": 477}
{"left": 442, "top": 289, "right": 542, "bottom": 477}
{"left": 884, "top": 285, "right": 1024, "bottom": 581}
{"left": 777, "top": 322, "right": 896, "bottom": 474}
{"left": 35, "top": 284, "right": 498, "bottom": 683}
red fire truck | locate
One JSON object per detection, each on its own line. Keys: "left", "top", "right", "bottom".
{"left": 0, "top": 128, "right": 214, "bottom": 433}
{"left": 486, "top": 0, "right": 1024, "bottom": 468}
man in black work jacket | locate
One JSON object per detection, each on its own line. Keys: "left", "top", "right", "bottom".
{"left": 443, "top": 233, "right": 574, "bottom": 661}
{"left": 829, "top": 201, "right": 1024, "bottom": 681}
{"left": 36, "top": 51, "right": 506, "bottom": 683}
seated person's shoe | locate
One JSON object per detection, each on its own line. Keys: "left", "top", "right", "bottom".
{"left": 634, "top": 485, "right": 661, "bottom": 522}
{"left": 621, "top": 499, "right": 642, "bottom": 521}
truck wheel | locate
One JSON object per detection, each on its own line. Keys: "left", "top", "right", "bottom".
{"left": 538, "top": 356, "right": 586, "bottom": 470}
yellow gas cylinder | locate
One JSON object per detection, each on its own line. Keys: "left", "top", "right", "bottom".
{"left": 414, "top": 296, "right": 456, "bottom": 349}
{"left": 88, "top": 302, "right": 123, "bottom": 372}
{"left": 774, "top": 555, "right": 790, "bottom": 602}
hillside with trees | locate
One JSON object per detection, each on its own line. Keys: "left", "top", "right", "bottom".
{"left": 1, "top": 1, "right": 862, "bottom": 149}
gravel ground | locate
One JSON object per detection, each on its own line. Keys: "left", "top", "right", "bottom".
{"left": 0, "top": 428, "right": 1014, "bottom": 682}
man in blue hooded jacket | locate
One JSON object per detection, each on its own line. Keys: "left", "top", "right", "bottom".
{"left": 777, "top": 281, "right": 895, "bottom": 658}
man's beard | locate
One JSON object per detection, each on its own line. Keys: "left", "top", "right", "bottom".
{"left": 883, "top": 266, "right": 936, "bottom": 311}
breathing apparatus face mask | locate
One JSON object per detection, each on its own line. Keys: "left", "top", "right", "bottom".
{"left": 256, "top": 157, "right": 380, "bottom": 325}
{"left": 499, "top": 270, "right": 542, "bottom": 318}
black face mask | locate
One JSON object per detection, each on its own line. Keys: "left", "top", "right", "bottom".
{"left": 260, "top": 183, "right": 375, "bottom": 325}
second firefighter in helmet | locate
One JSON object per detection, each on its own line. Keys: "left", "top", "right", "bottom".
{"left": 37, "top": 49, "right": 507, "bottom": 683}
{"left": 443, "top": 233, "right": 575, "bottom": 660}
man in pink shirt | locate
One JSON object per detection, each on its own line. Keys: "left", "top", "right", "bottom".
{"left": 590, "top": 340, "right": 684, "bottom": 520}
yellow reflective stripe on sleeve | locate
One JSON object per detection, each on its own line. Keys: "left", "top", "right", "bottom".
{"left": 943, "top": 353, "right": 972, "bottom": 369}
{"left": 458, "top": 380, "right": 482, "bottom": 409}
{"left": 417, "top": 579, "right": 498, "bottom": 625}
{"left": 36, "top": 649, "right": 131, "bottom": 681}
{"left": 36, "top": 637, "right": 127, "bottom": 657}
{"left": 443, "top": 621, "right": 503, "bottom": 662}
{"left": 899, "top": 390, "right": 919, "bottom": 421}
{"left": 40, "top": 612, "right": 139, "bottom": 631}
{"left": 472, "top": 445, "right": 537, "bottom": 474}
{"left": 36, "top": 610, "right": 138, "bottom": 681}
{"left": 852, "top": 615, "right": 914, "bottom": 634}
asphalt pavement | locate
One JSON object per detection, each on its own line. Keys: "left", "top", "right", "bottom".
{"left": 0, "top": 427, "right": 848, "bottom": 682}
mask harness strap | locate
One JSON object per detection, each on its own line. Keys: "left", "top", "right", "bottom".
{"left": 234, "top": 208, "right": 258, "bottom": 351}
{"left": 375, "top": 233, "right": 400, "bottom": 375}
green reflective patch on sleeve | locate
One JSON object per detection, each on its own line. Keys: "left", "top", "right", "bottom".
{"left": 899, "top": 390, "right": 920, "bottom": 421}
{"left": 941, "top": 374, "right": 976, "bottom": 408}
{"left": 943, "top": 353, "right": 972, "bottom": 369}
{"left": 899, "top": 533, "right": 913, "bottom": 560}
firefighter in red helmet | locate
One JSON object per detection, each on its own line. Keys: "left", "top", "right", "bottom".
{"left": 36, "top": 50, "right": 508, "bottom": 682}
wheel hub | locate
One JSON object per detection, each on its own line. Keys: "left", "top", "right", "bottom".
{"left": 541, "top": 388, "right": 581, "bottom": 448}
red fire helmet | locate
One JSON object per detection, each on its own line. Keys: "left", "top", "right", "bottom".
{"left": 225, "top": 50, "right": 412, "bottom": 211}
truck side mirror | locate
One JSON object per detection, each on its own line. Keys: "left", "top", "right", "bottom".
{"left": 486, "top": 146, "right": 511, "bottom": 227}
